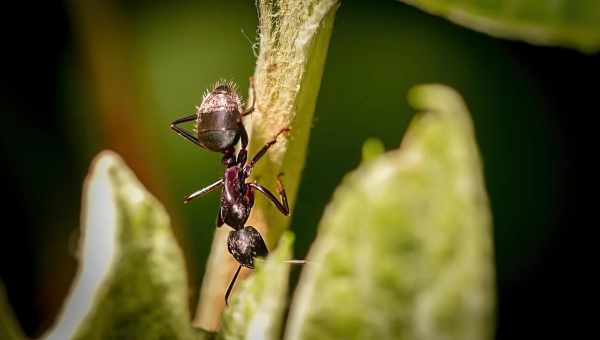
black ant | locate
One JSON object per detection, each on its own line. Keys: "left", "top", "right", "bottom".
{"left": 170, "top": 79, "right": 293, "bottom": 304}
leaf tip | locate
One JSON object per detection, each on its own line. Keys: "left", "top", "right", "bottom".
{"left": 407, "top": 84, "right": 466, "bottom": 114}
{"left": 361, "top": 138, "right": 386, "bottom": 163}
{"left": 89, "top": 149, "right": 123, "bottom": 173}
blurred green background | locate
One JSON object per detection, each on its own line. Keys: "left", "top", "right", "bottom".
{"left": 1, "top": 0, "right": 593, "bottom": 339}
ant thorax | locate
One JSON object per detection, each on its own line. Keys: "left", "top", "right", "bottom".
{"left": 223, "top": 166, "right": 248, "bottom": 201}
{"left": 197, "top": 83, "right": 243, "bottom": 114}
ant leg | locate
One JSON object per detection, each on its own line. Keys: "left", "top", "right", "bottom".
{"left": 216, "top": 207, "right": 225, "bottom": 227}
{"left": 241, "top": 76, "right": 255, "bottom": 116}
{"left": 225, "top": 264, "right": 243, "bottom": 306}
{"left": 243, "top": 128, "right": 290, "bottom": 177}
{"left": 236, "top": 123, "right": 249, "bottom": 166}
{"left": 170, "top": 114, "right": 209, "bottom": 150}
{"left": 248, "top": 174, "right": 289, "bottom": 215}
{"left": 184, "top": 179, "right": 223, "bottom": 204}
{"left": 240, "top": 123, "right": 249, "bottom": 149}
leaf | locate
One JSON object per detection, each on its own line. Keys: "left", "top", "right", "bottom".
{"left": 285, "top": 85, "right": 495, "bottom": 340}
{"left": 42, "top": 151, "right": 207, "bottom": 340}
{"left": 218, "top": 232, "right": 294, "bottom": 340}
{"left": 399, "top": 0, "right": 600, "bottom": 53}
{"left": 195, "top": 0, "right": 341, "bottom": 330}
{"left": 0, "top": 281, "right": 26, "bottom": 340}
{"left": 361, "top": 138, "right": 386, "bottom": 163}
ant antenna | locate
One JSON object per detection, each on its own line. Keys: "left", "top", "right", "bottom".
{"left": 224, "top": 259, "right": 310, "bottom": 305}
{"left": 252, "top": 258, "right": 309, "bottom": 266}
{"left": 225, "top": 264, "right": 243, "bottom": 306}
{"left": 284, "top": 259, "right": 309, "bottom": 265}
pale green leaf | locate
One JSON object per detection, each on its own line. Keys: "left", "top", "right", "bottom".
{"left": 42, "top": 151, "right": 207, "bottom": 340}
{"left": 285, "top": 84, "right": 495, "bottom": 340}
{"left": 399, "top": 0, "right": 600, "bottom": 53}
{"left": 218, "top": 232, "right": 293, "bottom": 340}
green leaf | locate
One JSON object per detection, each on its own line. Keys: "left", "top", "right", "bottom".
{"left": 195, "top": 0, "right": 341, "bottom": 330}
{"left": 285, "top": 85, "right": 495, "bottom": 340}
{"left": 361, "top": 138, "right": 386, "bottom": 163}
{"left": 0, "top": 281, "right": 26, "bottom": 340}
{"left": 218, "top": 232, "right": 294, "bottom": 340}
{"left": 42, "top": 151, "right": 208, "bottom": 340}
{"left": 399, "top": 0, "right": 600, "bottom": 53}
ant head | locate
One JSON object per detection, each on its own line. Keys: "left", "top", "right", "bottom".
{"left": 227, "top": 226, "right": 268, "bottom": 269}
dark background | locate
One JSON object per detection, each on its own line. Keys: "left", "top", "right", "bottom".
{"left": 1, "top": 0, "right": 593, "bottom": 338}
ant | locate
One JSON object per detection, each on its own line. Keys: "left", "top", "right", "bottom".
{"left": 170, "top": 79, "right": 255, "bottom": 167}
{"left": 169, "top": 79, "right": 293, "bottom": 304}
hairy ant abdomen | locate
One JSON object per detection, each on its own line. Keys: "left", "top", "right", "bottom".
{"left": 170, "top": 80, "right": 254, "bottom": 164}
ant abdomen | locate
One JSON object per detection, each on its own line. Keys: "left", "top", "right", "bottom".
{"left": 170, "top": 79, "right": 255, "bottom": 165}
{"left": 197, "top": 125, "right": 239, "bottom": 152}
{"left": 196, "top": 85, "right": 244, "bottom": 151}
{"left": 227, "top": 226, "right": 268, "bottom": 269}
